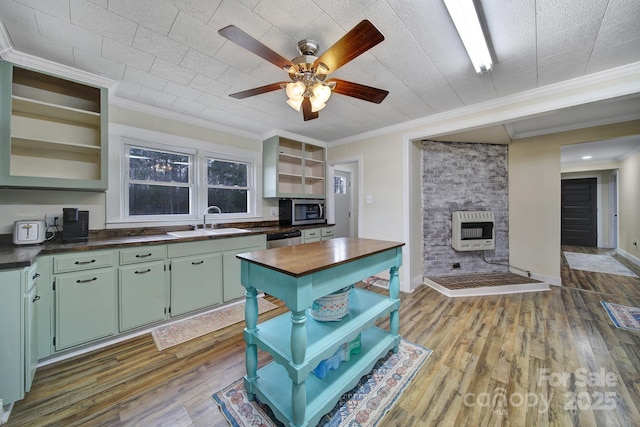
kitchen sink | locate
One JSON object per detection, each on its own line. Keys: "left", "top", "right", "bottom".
{"left": 167, "top": 228, "right": 251, "bottom": 238}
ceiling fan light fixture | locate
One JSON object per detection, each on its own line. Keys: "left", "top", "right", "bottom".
{"left": 287, "top": 98, "right": 303, "bottom": 111}
{"left": 444, "top": 0, "right": 493, "bottom": 74}
{"left": 286, "top": 81, "right": 305, "bottom": 100}
{"left": 310, "top": 98, "right": 326, "bottom": 113}
{"left": 312, "top": 83, "right": 332, "bottom": 104}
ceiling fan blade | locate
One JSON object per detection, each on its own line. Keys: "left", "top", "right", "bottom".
{"left": 302, "top": 97, "right": 319, "bottom": 121}
{"left": 329, "top": 79, "right": 389, "bottom": 104}
{"left": 219, "top": 25, "right": 294, "bottom": 70}
{"left": 314, "top": 20, "right": 384, "bottom": 74}
{"left": 229, "top": 82, "right": 287, "bottom": 99}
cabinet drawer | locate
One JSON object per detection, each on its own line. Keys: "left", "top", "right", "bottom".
{"left": 119, "top": 245, "right": 166, "bottom": 265}
{"left": 303, "top": 228, "right": 321, "bottom": 240}
{"left": 54, "top": 250, "right": 113, "bottom": 273}
{"left": 321, "top": 227, "right": 334, "bottom": 238}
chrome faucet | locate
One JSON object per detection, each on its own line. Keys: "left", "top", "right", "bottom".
{"left": 203, "top": 205, "right": 222, "bottom": 228}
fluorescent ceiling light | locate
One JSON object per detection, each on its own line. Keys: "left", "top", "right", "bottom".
{"left": 444, "top": 0, "right": 493, "bottom": 74}
{"left": 582, "top": 155, "right": 592, "bottom": 160}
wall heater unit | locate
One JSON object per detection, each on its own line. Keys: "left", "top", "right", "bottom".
{"left": 452, "top": 211, "right": 495, "bottom": 251}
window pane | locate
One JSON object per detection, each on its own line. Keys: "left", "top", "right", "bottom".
{"left": 130, "top": 148, "right": 190, "bottom": 183}
{"left": 208, "top": 188, "right": 248, "bottom": 213}
{"left": 334, "top": 176, "right": 347, "bottom": 194}
{"left": 207, "top": 159, "right": 247, "bottom": 186}
{"left": 129, "top": 184, "right": 190, "bottom": 215}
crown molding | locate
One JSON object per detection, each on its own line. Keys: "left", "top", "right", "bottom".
{"left": 109, "top": 96, "right": 262, "bottom": 141}
{"left": 0, "top": 23, "right": 116, "bottom": 89}
{"left": 262, "top": 128, "right": 327, "bottom": 147}
{"left": 330, "top": 61, "right": 640, "bottom": 146}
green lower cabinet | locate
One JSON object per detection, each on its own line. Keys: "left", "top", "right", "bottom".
{"left": 170, "top": 253, "right": 222, "bottom": 317}
{"left": 222, "top": 246, "right": 263, "bottom": 302}
{"left": 0, "top": 269, "right": 24, "bottom": 405}
{"left": 119, "top": 261, "right": 167, "bottom": 332}
{"left": 55, "top": 268, "right": 117, "bottom": 351}
{"left": 302, "top": 228, "right": 322, "bottom": 243}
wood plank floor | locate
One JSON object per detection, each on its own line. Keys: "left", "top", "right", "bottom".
{"left": 6, "top": 245, "right": 640, "bottom": 426}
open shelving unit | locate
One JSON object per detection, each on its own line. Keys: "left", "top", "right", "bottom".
{"left": 0, "top": 62, "right": 107, "bottom": 190}
{"left": 263, "top": 135, "right": 326, "bottom": 198}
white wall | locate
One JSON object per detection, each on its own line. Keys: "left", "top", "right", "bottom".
{"left": 619, "top": 150, "right": 640, "bottom": 260}
{"left": 509, "top": 138, "right": 562, "bottom": 283}
{"left": 0, "top": 104, "right": 280, "bottom": 234}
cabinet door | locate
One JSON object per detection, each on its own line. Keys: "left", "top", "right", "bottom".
{"left": 55, "top": 268, "right": 116, "bottom": 350}
{"left": 222, "top": 246, "right": 263, "bottom": 302}
{"left": 0, "top": 269, "right": 24, "bottom": 405}
{"left": 170, "top": 253, "right": 222, "bottom": 317}
{"left": 119, "top": 261, "right": 167, "bottom": 331}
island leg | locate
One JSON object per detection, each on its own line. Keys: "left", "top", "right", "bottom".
{"left": 389, "top": 266, "right": 400, "bottom": 352}
{"left": 244, "top": 286, "right": 259, "bottom": 400}
{"left": 290, "top": 310, "right": 307, "bottom": 425}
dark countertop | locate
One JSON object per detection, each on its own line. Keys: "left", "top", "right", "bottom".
{"left": 0, "top": 222, "right": 333, "bottom": 270}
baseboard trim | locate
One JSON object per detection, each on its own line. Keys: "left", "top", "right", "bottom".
{"left": 617, "top": 248, "right": 640, "bottom": 267}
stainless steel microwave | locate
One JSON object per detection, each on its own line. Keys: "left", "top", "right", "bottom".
{"left": 279, "top": 199, "right": 325, "bottom": 226}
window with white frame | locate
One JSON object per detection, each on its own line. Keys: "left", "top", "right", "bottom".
{"left": 206, "top": 156, "right": 251, "bottom": 214}
{"left": 122, "top": 138, "right": 258, "bottom": 221}
{"left": 126, "top": 145, "right": 194, "bottom": 217}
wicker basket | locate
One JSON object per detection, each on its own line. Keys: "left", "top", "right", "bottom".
{"left": 309, "top": 286, "right": 351, "bottom": 321}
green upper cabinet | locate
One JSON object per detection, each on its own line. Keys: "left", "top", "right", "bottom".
{"left": 0, "top": 61, "right": 108, "bottom": 191}
{"left": 263, "top": 136, "right": 326, "bottom": 198}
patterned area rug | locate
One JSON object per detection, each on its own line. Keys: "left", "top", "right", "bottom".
{"left": 212, "top": 339, "right": 431, "bottom": 426}
{"left": 601, "top": 301, "right": 640, "bottom": 332}
{"left": 151, "top": 298, "right": 278, "bottom": 351}
{"left": 563, "top": 252, "right": 638, "bottom": 277}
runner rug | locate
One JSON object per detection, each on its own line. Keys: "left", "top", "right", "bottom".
{"left": 563, "top": 252, "right": 638, "bottom": 277}
{"left": 151, "top": 298, "right": 278, "bottom": 351}
{"left": 212, "top": 338, "right": 431, "bottom": 426}
{"left": 601, "top": 301, "right": 640, "bottom": 332}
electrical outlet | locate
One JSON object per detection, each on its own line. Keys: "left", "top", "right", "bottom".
{"left": 270, "top": 208, "right": 278, "bottom": 217}
{"left": 452, "top": 262, "right": 461, "bottom": 269}
{"left": 45, "top": 214, "right": 60, "bottom": 227}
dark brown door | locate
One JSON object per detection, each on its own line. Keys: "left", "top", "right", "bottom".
{"left": 561, "top": 178, "right": 597, "bottom": 246}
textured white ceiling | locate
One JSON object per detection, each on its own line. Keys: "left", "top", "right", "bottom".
{"left": 0, "top": 0, "right": 639, "bottom": 142}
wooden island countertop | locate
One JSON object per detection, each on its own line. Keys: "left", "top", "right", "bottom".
{"left": 236, "top": 237, "right": 404, "bottom": 277}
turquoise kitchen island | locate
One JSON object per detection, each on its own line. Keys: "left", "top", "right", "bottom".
{"left": 237, "top": 237, "right": 404, "bottom": 427}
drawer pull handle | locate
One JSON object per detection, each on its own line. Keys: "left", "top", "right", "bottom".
{"left": 309, "top": 232, "right": 317, "bottom": 236}
{"left": 76, "top": 277, "right": 98, "bottom": 284}
{"left": 135, "top": 269, "right": 152, "bottom": 275}
{"left": 33, "top": 273, "right": 41, "bottom": 280}
{"left": 75, "top": 259, "right": 96, "bottom": 265}
{"left": 135, "top": 253, "right": 153, "bottom": 258}
{"left": 32, "top": 295, "right": 41, "bottom": 303}
{"left": 191, "top": 260, "right": 204, "bottom": 265}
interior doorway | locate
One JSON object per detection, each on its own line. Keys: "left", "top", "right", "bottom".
{"left": 561, "top": 178, "right": 597, "bottom": 246}
{"left": 328, "top": 161, "right": 359, "bottom": 238}
{"left": 334, "top": 170, "right": 351, "bottom": 238}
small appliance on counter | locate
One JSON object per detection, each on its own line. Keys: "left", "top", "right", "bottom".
{"left": 62, "top": 208, "right": 89, "bottom": 243}
{"left": 13, "top": 220, "right": 47, "bottom": 245}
